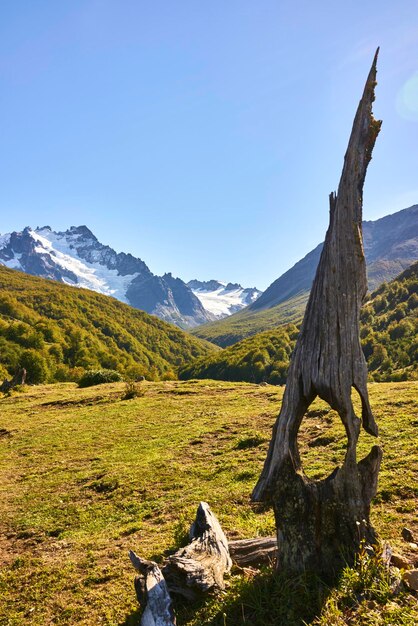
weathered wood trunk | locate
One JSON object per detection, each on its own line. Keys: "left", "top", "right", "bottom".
{"left": 129, "top": 502, "right": 232, "bottom": 621}
{"left": 129, "top": 552, "right": 176, "bottom": 626}
{"left": 0, "top": 368, "right": 26, "bottom": 393}
{"left": 252, "top": 51, "right": 383, "bottom": 578}
{"left": 228, "top": 536, "right": 277, "bottom": 567}
{"left": 163, "top": 501, "right": 232, "bottom": 600}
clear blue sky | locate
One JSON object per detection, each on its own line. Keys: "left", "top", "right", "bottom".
{"left": 1, "top": 1, "right": 417, "bottom": 290}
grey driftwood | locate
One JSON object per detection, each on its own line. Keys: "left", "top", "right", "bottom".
{"left": 228, "top": 536, "right": 277, "bottom": 567}
{"left": 129, "top": 502, "right": 233, "bottom": 622}
{"left": 252, "top": 50, "right": 383, "bottom": 577}
{"left": 162, "top": 501, "right": 232, "bottom": 600}
{"left": 129, "top": 552, "right": 176, "bottom": 626}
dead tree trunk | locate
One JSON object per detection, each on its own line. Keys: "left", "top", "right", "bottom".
{"left": 252, "top": 50, "right": 383, "bottom": 578}
{"left": 0, "top": 368, "right": 26, "bottom": 393}
{"left": 162, "top": 501, "right": 232, "bottom": 600}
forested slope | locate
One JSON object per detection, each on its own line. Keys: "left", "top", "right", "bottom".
{"left": 181, "top": 262, "right": 418, "bottom": 383}
{"left": 0, "top": 266, "right": 217, "bottom": 383}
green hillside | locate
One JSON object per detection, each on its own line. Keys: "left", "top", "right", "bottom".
{"left": 360, "top": 261, "right": 418, "bottom": 381}
{"left": 0, "top": 266, "right": 217, "bottom": 384}
{"left": 180, "top": 324, "right": 299, "bottom": 384}
{"left": 181, "top": 262, "right": 418, "bottom": 383}
{"left": 192, "top": 291, "right": 307, "bottom": 347}
{"left": 193, "top": 206, "right": 418, "bottom": 348}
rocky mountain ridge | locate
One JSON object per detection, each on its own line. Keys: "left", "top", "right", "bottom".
{"left": 252, "top": 204, "right": 418, "bottom": 313}
{"left": 0, "top": 226, "right": 213, "bottom": 328}
{"left": 192, "top": 204, "right": 418, "bottom": 346}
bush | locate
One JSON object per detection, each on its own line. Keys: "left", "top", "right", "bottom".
{"left": 122, "top": 380, "right": 145, "bottom": 399}
{"left": 78, "top": 369, "right": 123, "bottom": 388}
{"left": 20, "top": 349, "right": 49, "bottom": 384}
{"left": 0, "top": 363, "right": 10, "bottom": 381}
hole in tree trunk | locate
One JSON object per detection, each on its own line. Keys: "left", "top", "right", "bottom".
{"left": 297, "top": 398, "right": 347, "bottom": 480}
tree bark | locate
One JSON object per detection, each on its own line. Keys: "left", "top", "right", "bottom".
{"left": 163, "top": 501, "right": 232, "bottom": 600}
{"left": 129, "top": 552, "right": 176, "bottom": 626}
{"left": 252, "top": 50, "right": 383, "bottom": 578}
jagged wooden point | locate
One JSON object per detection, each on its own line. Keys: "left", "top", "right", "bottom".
{"left": 252, "top": 49, "right": 383, "bottom": 578}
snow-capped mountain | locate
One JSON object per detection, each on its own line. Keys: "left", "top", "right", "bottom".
{"left": 187, "top": 279, "right": 262, "bottom": 319}
{"left": 0, "top": 226, "right": 215, "bottom": 329}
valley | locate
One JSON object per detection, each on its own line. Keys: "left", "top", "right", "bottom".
{"left": 193, "top": 205, "right": 418, "bottom": 346}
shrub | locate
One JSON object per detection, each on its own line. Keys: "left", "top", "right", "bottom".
{"left": 20, "top": 349, "right": 49, "bottom": 384}
{"left": 122, "top": 380, "right": 144, "bottom": 399}
{"left": 78, "top": 369, "right": 123, "bottom": 388}
{"left": 0, "top": 363, "right": 10, "bottom": 381}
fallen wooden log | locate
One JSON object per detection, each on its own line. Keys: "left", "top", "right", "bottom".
{"left": 228, "top": 536, "right": 277, "bottom": 567}
{"left": 0, "top": 368, "right": 26, "bottom": 393}
{"left": 129, "top": 501, "right": 233, "bottom": 621}
{"left": 129, "top": 503, "right": 277, "bottom": 621}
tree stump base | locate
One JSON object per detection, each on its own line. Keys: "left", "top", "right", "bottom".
{"left": 272, "top": 449, "right": 382, "bottom": 577}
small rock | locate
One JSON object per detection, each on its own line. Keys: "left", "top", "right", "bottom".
{"left": 390, "top": 553, "right": 411, "bottom": 570}
{"left": 402, "top": 527, "right": 415, "bottom": 543}
{"left": 403, "top": 569, "right": 418, "bottom": 591}
{"left": 382, "top": 542, "right": 392, "bottom": 567}
{"left": 408, "top": 542, "right": 418, "bottom": 550}
{"left": 364, "top": 544, "right": 375, "bottom": 556}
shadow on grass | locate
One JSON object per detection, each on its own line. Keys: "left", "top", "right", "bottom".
{"left": 121, "top": 568, "right": 330, "bottom": 626}
{"left": 186, "top": 568, "right": 329, "bottom": 626}
{"left": 120, "top": 609, "right": 141, "bottom": 626}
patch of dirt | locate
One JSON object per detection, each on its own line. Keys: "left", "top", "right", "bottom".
{"left": 39, "top": 393, "right": 120, "bottom": 408}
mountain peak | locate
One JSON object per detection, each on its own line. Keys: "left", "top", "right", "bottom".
{"left": 225, "top": 282, "right": 242, "bottom": 291}
{"left": 0, "top": 224, "right": 214, "bottom": 329}
{"left": 67, "top": 225, "right": 96, "bottom": 239}
{"left": 188, "top": 279, "right": 262, "bottom": 319}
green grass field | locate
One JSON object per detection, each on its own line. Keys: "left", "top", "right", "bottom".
{"left": 1, "top": 380, "right": 417, "bottom": 625}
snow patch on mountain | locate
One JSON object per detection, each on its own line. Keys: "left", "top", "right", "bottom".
{"left": 30, "top": 228, "right": 137, "bottom": 302}
{"left": 0, "top": 225, "right": 215, "bottom": 328}
{"left": 188, "top": 280, "right": 262, "bottom": 319}
{"left": 3, "top": 254, "right": 23, "bottom": 270}
{"left": 0, "top": 234, "right": 11, "bottom": 248}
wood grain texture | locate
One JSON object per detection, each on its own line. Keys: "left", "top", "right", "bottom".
{"left": 129, "top": 552, "right": 176, "bottom": 626}
{"left": 163, "top": 501, "right": 232, "bottom": 600}
{"left": 252, "top": 50, "right": 383, "bottom": 578}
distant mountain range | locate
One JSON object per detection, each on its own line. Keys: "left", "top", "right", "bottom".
{"left": 188, "top": 280, "right": 261, "bottom": 319}
{"left": 193, "top": 204, "right": 418, "bottom": 346}
{"left": 181, "top": 261, "right": 418, "bottom": 383}
{"left": 0, "top": 226, "right": 260, "bottom": 328}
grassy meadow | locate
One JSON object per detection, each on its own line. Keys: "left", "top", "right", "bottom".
{"left": 1, "top": 379, "right": 417, "bottom": 625}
